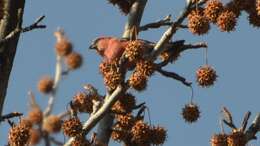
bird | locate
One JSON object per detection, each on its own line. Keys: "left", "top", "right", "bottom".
{"left": 89, "top": 36, "right": 154, "bottom": 62}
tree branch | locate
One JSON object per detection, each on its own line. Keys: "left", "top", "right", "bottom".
{"left": 156, "top": 67, "right": 192, "bottom": 86}
{"left": 0, "top": 0, "right": 25, "bottom": 118}
{"left": 0, "top": 15, "right": 46, "bottom": 48}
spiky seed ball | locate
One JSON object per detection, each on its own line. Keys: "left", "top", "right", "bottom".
{"left": 115, "top": 113, "right": 135, "bottom": 129}
{"left": 28, "top": 107, "right": 43, "bottom": 124}
{"left": 8, "top": 123, "right": 30, "bottom": 146}
{"left": 248, "top": 11, "right": 260, "bottom": 27}
{"left": 225, "top": 1, "right": 241, "bottom": 18}
{"left": 128, "top": 72, "right": 147, "bottom": 91}
{"left": 125, "top": 40, "right": 145, "bottom": 62}
{"left": 103, "top": 69, "right": 122, "bottom": 90}
{"left": 188, "top": 10, "right": 210, "bottom": 35}
{"left": 204, "top": 0, "right": 224, "bottom": 23}
{"left": 210, "top": 134, "right": 228, "bottom": 146}
{"left": 135, "top": 59, "right": 155, "bottom": 77}
{"left": 20, "top": 118, "right": 33, "bottom": 129}
{"left": 71, "top": 136, "right": 91, "bottom": 146}
{"left": 112, "top": 93, "right": 136, "bottom": 113}
{"left": 37, "top": 76, "right": 54, "bottom": 94}
{"left": 73, "top": 92, "right": 93, "bottom": 113}
{"left": 62, "top": 117, "right": 82, "bottom": 137}
{"left": 131, "top": 120, "right": 151, "bottom": 144}
{"left": 182, "top": 103, "right": 200, "bottom": 123}
{"left": 99, "top": 60, "right": 119, "bottom": 75}
{"left": 217, "top": 10, "right": 237, "bottom": 32}
{"left": 196, "top": 65, "right": 217, "bottom": 87}
{"left": 111, "top": 123, "right": 130, "bottom": 142}
{"left": 257, "top": 0, "right": 260, "bottom": 16}
{"left": 42, "top": 115, "right": 62, "bottom": 133}
{"left": 150, "top": 126, "right": 167, "bottom": 145}
{"left": 55, "top": 39, "right": 73, "bottom": 56}
{"left": 66, "top": 51, "right": 83, "bottom": 70}
{"left": 29, "top": 129, "right": 41, "bottom": 145}
{"left": 227, "top": 130, "right": 246, "bottom": 146}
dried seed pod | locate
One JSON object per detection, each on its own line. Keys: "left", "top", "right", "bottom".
{"left": 103, "top": 69, "right": 122, "bottom": 90}
{"left": 111, "top": 123, "right": 130, "bottom": 142}
{"left": 99, "top": 60, "right": 119, "bottom": 75}
{"left": 204, "top": 0, "right": 224, "bottom": 23}
{"left": 150, "top": 126, "right": 167, "bottom": 145}
{"left": 73, "top": 92, "right": 93, "bottom": 113}
{"left": 28, "top": 107, "right": 43, "bottom": 124}
{"left": 20, "top": 118, "right": 33, "bottom": 129}
{"left": 66, "top": 51, "right": 83, "bottom": 70}
{"left": 210, "top": 133, "right": 228, "bottom": 146}
{"left": 135, "top": 59, "right": 155, "bottom": 77}
{"left": 8, "top": 123, "right": 30, "bottom": 146}
{"left": 217, "top": 10, "right": 237, "bottom": 32}
{"left": 188, "top": 10, "right": 210, "bottom": 35}
{"left": 55, "top": 39, "right": 73, "bottom": 56}
{"left": 62, "top": 117, "right": 82, "bottom": 137}
{"left": 71, "top": 136, "right": 91, "bottom": 146}
{"left": 29, "top": 129, "right": 41, "bottom": 145}
{"left": 131, "top": 120, "right": 151, "bottom": 144}
{"left": 227, "top": 130, "right": 246, "bottom": 146}
{"left": 37, "top": 76, "right": 54, "bottom": 94}
{"left": 196, "top": 65, "right": 217, "bottom": 87}
{"left": 112, "top": 93, "right": 136, "bottom": 113}
{"left": 115, "top": 113, "right": 135, "bottom": 129}
{"left": 125, "top": 40, "right": 146, "bottom": 62}
{"left": 128, "top": 71, "right": 147, "bottom": 91}
{"left": 182, "top": 103, "right": 200, "bottom": 123}
{"left": 42, "top": 115, "right": 62, "bottom": 133}
{"left": 54, "top": 30, "right": 73, "bottom": 56}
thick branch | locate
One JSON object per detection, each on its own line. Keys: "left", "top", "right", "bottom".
{"left": 0, "top": 0, "right": 25, "bottom": 117}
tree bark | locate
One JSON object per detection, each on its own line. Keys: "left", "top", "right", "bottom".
{"left": 0, "top": 0, "right": 25, "bottom": 117}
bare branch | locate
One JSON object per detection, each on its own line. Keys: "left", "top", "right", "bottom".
{"left": 0, "top": 15, "right": 46, "bottom": 47}
{"left": 0, "top": 112, "right": 23, "bottom": 123}
{"left": 156, "top": 67, "right": 192, "bottom": 87}
{"left": 221, "top": 107, "right": 237, "bottom": 129}
{"left": 44, "top": 55, "right": 62, "bottom": 116}
{"left": 139, "top": 15, "right": 172, "bottom": 31}
{"left": 241, "top": 111, "right": 251, "bottom": 132}
{"left": 149, "top": 1, "right": 194, "bottom": 60}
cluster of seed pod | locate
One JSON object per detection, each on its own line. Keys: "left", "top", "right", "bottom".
{"left": 188, "top": 0, "right": 260, "bottom": 35}
{"left": 210, "top": 129, "right": 247, "bottom": 146}
{"left": 125, "top": 40, "right": 156, "bottom": 91}
{"left": 37, "top": 30, "right": 83, "bottom": 94}
{"left": 111, "top": 114, "right": 167, "bottom": 145}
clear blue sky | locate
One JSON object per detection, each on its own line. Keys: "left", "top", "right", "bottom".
{"left": 0, "top": 0, "right": 259, "bottom": 145}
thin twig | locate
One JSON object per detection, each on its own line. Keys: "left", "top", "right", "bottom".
{"left": 0, "top": 15, "right": 46, "bottom": 47}
{"left": 156, "top": 67, "right": 192, "bottom": 86}
{"left": 241, "top": 111, "right": 251, "bottom": 132}
{"left": 44, "top": 55, "right": 62, "bottom": 116}
{"left": 0, "top": 112, "right": 23, "bottom": 122}
{"left": 221, "top": 107, "right": 237, "bottom": 129}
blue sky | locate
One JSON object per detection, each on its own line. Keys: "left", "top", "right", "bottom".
{"left": 0, "top": 0, "right": 259, "bottom": 145}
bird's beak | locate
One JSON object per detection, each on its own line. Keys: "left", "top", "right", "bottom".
{"left": 89, "top": 43, "right": 97, "bottom": 50}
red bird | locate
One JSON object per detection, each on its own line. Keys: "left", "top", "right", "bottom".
{"left": 89, "top": 36, "right": 153, "bottom": 62}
